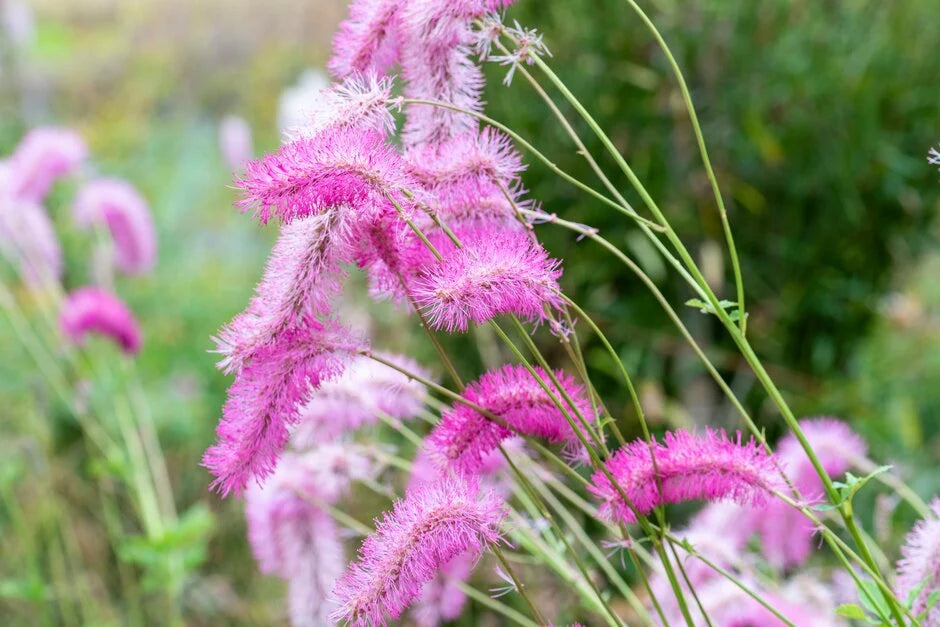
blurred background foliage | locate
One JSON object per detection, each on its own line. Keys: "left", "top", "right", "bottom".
{"left": 0, "top": 0, "right": 938, "bottom": 623}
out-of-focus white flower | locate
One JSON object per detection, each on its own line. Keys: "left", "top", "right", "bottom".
{"left": 277, "top": 69, "right": 329, "bottom": 134}
{"left": 218, "top": 115, "right": 253, "bottom": 171}
{"left": 2, "top": 0, "right": 35, "bottom": 48}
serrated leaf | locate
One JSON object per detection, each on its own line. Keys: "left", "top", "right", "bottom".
{"left": 835, "top": 604, "right": 867, "bottom": 619}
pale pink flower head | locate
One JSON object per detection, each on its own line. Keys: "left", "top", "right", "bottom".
{"left": 588, "top": 429, "right": 784, "bottom": 524}
{"left": 426, "top": 363, "right": 593, "bottom": 475}
{"left": 329, "top": 0, "right": 402, "bottom": 79}
{"left": 0, "top": 181, "right": 63, "bottom": 287}
{"left": 412, "top": 225, "right": 563, "bottom": 333}
{"left": 203, "top": 318, "right": 364, "bottom": 497}
{"left": 245, "top": 453, "right": 347, "bottom": 626}
{"left": 292, "top": 352, "right": 430, "bottom": 445}
{"left": 405, "top": 128, "right": 524, "bottom": 189}
{"left": 286, "top": 73, "right": 397, "bottom": 141}
{"left": 332, "top": 477, "right": 506, "bottom": 626}
{"left": 235, "top": 126, "right": 412, "bottom": 225}
{"left": 59, "top": 286, "right": 142, "bottom": 355}
{"left": 213, "top": 209, "right": 354, "bottom": 374}
{"left": 219, "top": 115, "right": 254, "bottom": 171}
{"left": 896, "top": 499, "right": 940, "bottom": 624}
{"left": 7, "top": 127, "right": 87, "bottom": 202}
{"left": 73, "top": 178, "right": 157, "bottom": 275}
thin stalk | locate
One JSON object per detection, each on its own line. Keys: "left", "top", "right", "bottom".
{"left": 455, "top": 580, "right": 541, "bottom": 627}
{"left": 491, "top": 545, "right": 549, "bottom": 625}
{"left": 668, "top": 540, "right": 714, "bottom": 627}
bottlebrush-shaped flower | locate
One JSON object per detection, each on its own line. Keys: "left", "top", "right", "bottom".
{"left": 214, "top": 209, "right": 353, "bottom": 374}
{"left": 73, "top": 178, "right": 157, "bottom": 275}
{"left": 329, "top": 0, "right": 402, "bottom": 78}
{"left": 425, "top": 363, "right": 592, "bottom": 475}
{"left": 332, "top": 478, "right": 505, "bottom": 626}
{"left": 245, "top": 454, "right": 349, "bottom": 626}
{"left": 203, "top": 318, "right": 363, "bottom": 496}
{"left": 413, "top": 552, "right": 475, "bottom": 627}
{"left": 59, "top": 286, "right": 142, "bottom": 355}
{"left": 896, "top": 499, "right": 940, "bottom": 623}
{"left": 235, "top": 126, "right": 412, "bottom": 225}
{"left": 405, "top": 129, "right": 524, "bottom": 189}
{"left": 0, "top": 177, "right": 62, "bottom": 286}
{"left": 287, "top": 74, "right": 396, "bottom": 140}
{"left": 219, "top": 115, "right": 253, "bottom": 171}
{"left": 412, "top": 226, "right": 563, "bottom": 332}
{"left": 398, "top": 0, "right": 485, "bottom": 146}
{"left": 291, "top": 352, "right": 429, "bottom": 445}
{"left": 754, "top": 417, "right": 868, "bottom": 569}
{"left": 588, "top": 429, "right": 783, "bottom": 524}
{"left": 6, "top": 127, "right": 87, "bottom": 202}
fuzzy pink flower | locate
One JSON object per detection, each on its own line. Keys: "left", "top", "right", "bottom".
{"left": 286, "top": 74, "right": 396, "bottom": 140}
{"left": 412, "top": 226, "right": 563, "bottom": 332}
{"left": 588, "top": 429, "right": 783, "bottom": 524}
{"left": 73, "top": 178, "right": 157, "bottom": 276}
{"left": 426, "top": 364, "right": 592, "bottom": 475}
{"left": 291, "top": 352, "right": 430, "bottom": 445}
{"left": 896, "top": 499, "right": 940, "bottom": 623}
{"left": 405, "top": 129, "right": 524, "bottom": 189}
{"left": 245, "top": 453, "right": 350, "bottom": 626}
{"left": 0, "top": 173, "right": 63, "bottom": 286}
{"left": 7, "top": 127, "right": 87, "bottom": 202}
{"left": 236, "top": 127, "right": 411, "bottom": 225}
{"left": 219, "top": 115, "right": 254, "bottom": 171}
{"left": 754, "top": 417, "right": 868, "bottom": 569}
{"left": 332, "top": 478, "right": 505, "bottom": 626}
{"left": 203, "top": 318, "right": 363, "bottom": 497}
{"left": 398, "top": 0, "right": 485, "bottom": 146}
{"left": 329, "top": 0, "right": 402, "bottom": 78}
{"left": 59, "top": 286, "right": 142, "bottom": 355}
{"left": 413, "top": 552, "right": 475, "bottom": 627}
{"left": 214, "top": 209, "right": 354, "bottom": 374}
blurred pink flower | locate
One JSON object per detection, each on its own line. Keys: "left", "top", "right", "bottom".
{"left": 7, "top": 127, "right": 87, "bottom": 203}
{"left": 59, "top": 286, "right": 142, "bottom": 355}
{"left": 329, "top": 0, "right": 402, "bottom": 79}
{"left": 896, "top": 499, "right": 940, "bottom": 623}
{"left": 413, "top": 552, "right": 475, "bottom": 627}
{"left": 0, "top": 165, "right": 62, "bottom": 286}
{"left": 219, "top": 115, "right": 254, "bottom": 171}
{"left": 73, "top": 178, "right": 157, "bottom": 275}
{"left": 332, "top": 478, "right": 505, "bottom": 626}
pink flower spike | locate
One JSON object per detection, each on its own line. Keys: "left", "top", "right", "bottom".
{"left": 213, "top": 209, "right": 354, "bottom": 374}
{"left": 73, "top": 178, "right": 157, "bottom": 275}
{"left": 286, "top": 73, "right": 397, "bottom": 140}
{"left": 329, "top": 0, "right": 402, "bottom": 78}
{"left": 588, "top": 429, "right": 784, "bottom": 524}
{"left": 291, "top": 352, "right": 430, "bottom": 445}
{"left": 412, "top": 227, "right": 563, "bottom": 333}
{"left": 60, "top": 287, "right": 142, "bottom": 355}
{"left": 896, "top": 499, "right": 940, "bottom": 624}
{"left": 0, "top": 177, "right": 63, "bottom": 287}
{"left": 235, "top": 127, "right": 411, "bottom": 225}
{"left": 219, "top": 115, "right": 254, "bottom": 171}
{"left": 203, "top": 318, "right": 363, "bottom": 497}
{"left": 332, "top": 478, "right": 506, "bottom": 626}
{"left": 7, "top": 127, "right": 87, "bottom": 202}
{"left": 405, "top": 129, "right": 524, "bottom": 189}
{"left": 426, "top": 363, "right": 593, "bottom": 475}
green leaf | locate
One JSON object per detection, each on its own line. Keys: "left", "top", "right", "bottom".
{"left": 856, "top": 579, "right": 891, "bottom": 623}
{"left": 835, "top": 604, "right": 867, "bottom": 619}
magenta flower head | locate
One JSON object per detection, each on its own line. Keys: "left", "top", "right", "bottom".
{"left": 588, "top": 429, "right": 783, "bottom": 524}
{"left": 896, "top": 499, "right": 940, "bottom": 623}
{"left": 245, "top": 452, "right": 349, "bottom": 626}
{"left": 426, "top": 363, "right": 593, "bottom": 475}
{"left": 59, "top": 286, "right": 142, "bottom": 355}
{"left": 332, "top": 477, "right": 506, "bottom": 626}
{"left": 754, "top": 417, "right": 868, "bottom": 569}
{"left": 329, "top": 0, "right": 402, "bottom": 79}
{"left": 73, "top": 178, "right": 157, "bottom": 276}
{"left": 236, "top": 126, "right": 412, "bottom": 225}
{"left": 0, "top": 179, "right": 63, "bottom": 287}
{"left": 203, "top": 318, "right": 364, "bottom": 497}
{"left": 287, "top": 73, "right": 397, "bottom": 140}
{"left": 7, "top": 127, "right": 87, "bottom": 202}
{"left": 214, "top": 209, "right": 354, "bottom": 374}
{"left": 412, "top": 226, "right": 563, "bottom": 333}
{"left": 292, "top": 352, "right": 430, "bottom": 445}
{"left": 219, "top": 115, "right": 254, "bottom": 171}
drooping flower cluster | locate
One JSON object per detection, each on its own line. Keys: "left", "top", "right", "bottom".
{"left": 588, "top": 429, "right": 783, "bottom": 523}
{"left": 426, "top": 363, "right": 593, "bottom": 475}
{"left": 896, "top": 499, "right": 940, "bottom": 623}
{"left": 332, "top": 478, "right": 506, "bottom": 626}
